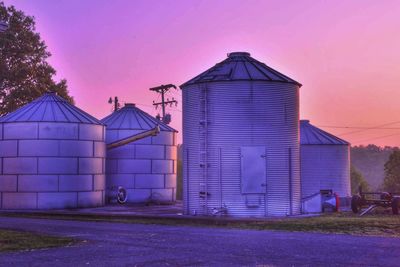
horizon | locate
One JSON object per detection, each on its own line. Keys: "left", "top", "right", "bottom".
{"left": 3, "top": 0, "right": 400, "bottom": 147}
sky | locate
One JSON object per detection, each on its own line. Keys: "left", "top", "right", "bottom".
{"left": 4, "top": 0, "right": 400, "bottom": 147}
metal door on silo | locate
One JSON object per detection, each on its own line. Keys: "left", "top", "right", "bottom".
{"left": 240, "top": 146, "right": 267, "bottom": 194}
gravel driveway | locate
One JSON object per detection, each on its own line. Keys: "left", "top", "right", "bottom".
{"left": 0, "top": 216, "right": 399, "bottom": 266}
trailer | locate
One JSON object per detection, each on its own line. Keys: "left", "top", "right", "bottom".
{"left": 351, "top": 187, "right": 400, "bottom": 216}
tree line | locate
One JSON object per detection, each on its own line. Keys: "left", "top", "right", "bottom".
{"left": 351, "top": 145, "right": 400, "bottom": 194}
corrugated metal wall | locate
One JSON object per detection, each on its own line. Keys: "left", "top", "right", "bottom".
{"left": 105, "top": 129, "right": 177, "bottom": 203}
{"left": 301, "top": 145, "right": 350, "bottom": 198}
{"left": 0, "top": 122, "right": 106, "bottom": 209}
{"left": 183, "top": 81, "right": 301, "bottom": 217}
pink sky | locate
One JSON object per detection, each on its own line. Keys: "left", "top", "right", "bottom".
{"left": 4, "top": 0, "right": 400, "bottom": 146}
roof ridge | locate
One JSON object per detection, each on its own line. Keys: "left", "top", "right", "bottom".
{"left": 101, "top": 104, "right": 177, "bottom": 132}
{"left": 0, "top": 93, "right": 103, "bottom": 125}
{"left": 300, "top": 120, "right": 349, "bottom": 145}
{"left": 180, "top": 52, "right": 301, "bottom": 88}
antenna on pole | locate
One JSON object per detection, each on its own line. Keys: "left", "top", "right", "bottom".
{"left": 150, "top": 84, "right": 177, "bottom": 124}
{"left": 108, "top": 96, "right": 120, "bottom": 112}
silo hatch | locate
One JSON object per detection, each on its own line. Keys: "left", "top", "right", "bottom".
{"left": 241, "top": 147, "right": 267, "bottom": 194}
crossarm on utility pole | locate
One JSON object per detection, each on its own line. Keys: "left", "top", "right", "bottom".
{"left": 107, "top": 125, "right": 160, "bottom": 150}
{"left": 150, "top": 84, "right": 177, "bottom": 124}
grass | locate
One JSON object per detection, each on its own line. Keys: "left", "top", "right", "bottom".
{"left": 241, "top": 213, "right": 400, "bottom": 236}
{"left": 2, "top": 210, "right": 400, "bottom": 238}
{"left": 0, "top": 229, "right": 74, "bottom": 252}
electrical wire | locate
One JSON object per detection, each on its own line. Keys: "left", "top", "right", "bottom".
{"left": 333, "top": 120, "right": 400, "bottom": 136}
{"left": 352, "top": 132, "right": 400, "bottom": 144}
{"left": 317, "top": 125, "right": 400, "bottom": 130}
{"left": 315, "top": 122, "right": 400, "bottom": 145}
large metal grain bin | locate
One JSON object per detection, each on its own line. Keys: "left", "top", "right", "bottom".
{"left": 0, "top": 93, "right": 106, "bottom": 209}
{"left": 101, "top": 103, "right": 177, "bottom": 203}
{"left": 181, "top": 52, "right": 302, "bottom": 217}
{"left": 300, "top": 120, "right": 351, "bottom": 199}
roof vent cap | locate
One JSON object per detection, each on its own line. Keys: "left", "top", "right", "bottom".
{"left": 125, "top": 103, "right": 136, "bottom": 108}
{"left": 227, "top": 52, "right": 251, "bottom": 58}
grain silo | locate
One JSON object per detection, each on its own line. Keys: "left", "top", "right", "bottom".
{"left": 101, "top": 103, "right": 177, "bottom": 203}
{"left": 300, "top": 120, "right": 351, "bottom": 200}
{"left": 181, "top": 52, "right": 302, "bottom": 217}
{"left": 0, "top": 92, "right": 106, "bottom": 209}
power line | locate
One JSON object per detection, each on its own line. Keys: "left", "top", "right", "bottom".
{"left": 171, "top": 90, "right": 182, "bottom": 96}
{"left": 352, "top": 132, "right": 400, "bottom": 144}
{"left": 336, "top": 120, "right": 400, "bottom": 136}
{"left": 317, "top": 125, "right": 400, "bottom": 130}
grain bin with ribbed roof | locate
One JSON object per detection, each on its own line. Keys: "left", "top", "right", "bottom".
{"left": 0, "top": 92, "right": 106, "bottom": 209}
{"left": 300, "top": 120, "right": 351, "bottom": 199}
{"left": 101, "top": 103, "right": 178, "bottom": 203}
{"left": 181, "top": 52, "right": 302, "bottom": 217}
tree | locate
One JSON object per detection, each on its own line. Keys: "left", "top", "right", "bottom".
{"left": 0, "top": 2, "right": 73, "bottom": 115}
{"left": 383, "top": 150, "right": 400, "bottom": 192}
{"left": 351, "top": 165, "right": 370, "bottom": 194}
{"left": 351, "top": 145, "right": 398, "bottom": 190}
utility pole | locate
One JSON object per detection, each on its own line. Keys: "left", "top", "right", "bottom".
{"left": 150, "top": 84, "right": 177, "bottom": 124}
{"left": 108, "top": 96, "right": 120, "bottom": 112}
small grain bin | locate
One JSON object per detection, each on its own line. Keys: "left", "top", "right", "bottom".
{"left": 181, "top": 52, "right": 302, "bottom": 217}
{"left": 300, "top": 120, "right": 351, "bottom": 200}
{"left": 0, "top": 93, "right": 106, "bottom": 209}
{"left": 101, "top": 103, "right": 178, "bottom": 203}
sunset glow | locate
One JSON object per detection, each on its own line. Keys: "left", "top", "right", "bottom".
{"left": 4, "top": 0, "right": 400, "bottom": 146}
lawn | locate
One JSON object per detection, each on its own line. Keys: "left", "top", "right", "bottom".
{"left": 0, "top": 229, "right": 74, "bottom": 252}
{"left": 241, "top": 213, "right": 400, "bottom": 237}
{"left": 2, "top": 211, "right": 400, "bottom": 237}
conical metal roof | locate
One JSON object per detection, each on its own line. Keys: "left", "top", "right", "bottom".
{"left": 300, "top": 120, "right": 349, "bottom": 145}
{"left": 101, "top": 103, "right": 177, "bottom": 132}
{"left": 181, "top": 52, "right": 301, "bottom": 87}
{"left": 0, "top": 92, "right": 102, "bottom": 125}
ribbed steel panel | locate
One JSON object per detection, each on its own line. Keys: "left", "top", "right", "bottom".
{"left": 183, "top": 80, "right": 300, "bottom": 217}
{"left": 0, "top": 94, "right": 106, "bottom": 210}
{"left": 102, "top": 104, "right": 177, "bottom": 203}
{"left": 301, "top": 145, "right": 350, "bottom": 198}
